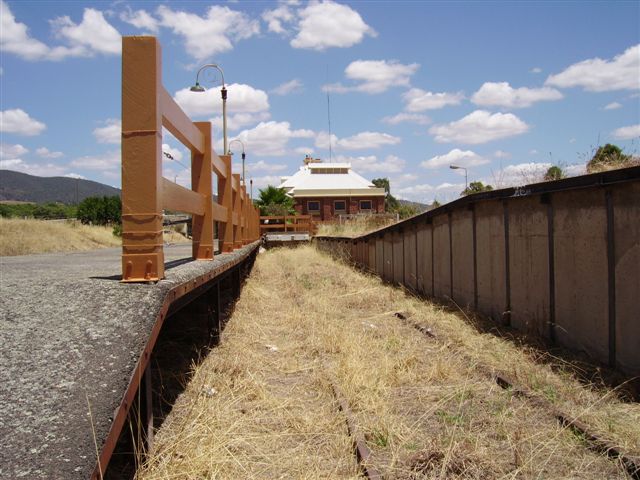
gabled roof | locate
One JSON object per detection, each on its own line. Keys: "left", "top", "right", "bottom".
{"left": 279, "top": 163, "right": 386, "bottom": 198}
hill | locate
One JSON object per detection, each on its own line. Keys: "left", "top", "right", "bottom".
{"left": 398, "top": 199, "right": 432, "bottom": 212}
{"left": 0, "top": 170, "right": 120, "bottom": 204}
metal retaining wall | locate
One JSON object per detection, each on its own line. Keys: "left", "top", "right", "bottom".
{"left": 315, "top": 167, "right": 640, "bottom": 375}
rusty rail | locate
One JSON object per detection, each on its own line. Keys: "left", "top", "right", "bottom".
{"left": 259, "top": 215, "right": 317, "bottom": 235}
{"left": 121, "top": 36, "right": 260, "bottom": 282}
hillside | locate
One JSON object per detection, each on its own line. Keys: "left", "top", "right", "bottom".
{"left": 0, "top": 170, "right": 120, "bottom": 204}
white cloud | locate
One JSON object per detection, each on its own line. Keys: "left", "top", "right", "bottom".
{"left": 334, "top": 154, "right": 406, "bottom": 173}
{"left": 337, "top": 131, "right": 401, "bottom": 150}
{"left": 70, "top": 150, "right": 120, "bottom": 170}
{"left": 611, "top": 124, "right": 640, "bottom": 140}
{"left": 381, "top": 113, "right": 431, "bottom": 125}
{"left": 395, "top": 181, "right": 465, "bottom": 203}
{"left": 546, "top": 44, "right": 640, "bottom": 92}
{"left": 119, "top": 7, "right": 159, "bottom": 33}
{"left": 36, "top": 147, "right": 63, "bottom": 159}
{"left": 262, "top": 4, "right": 295, "bottom": 34}
{"left": 403, "top": 88, "right": 464, "bottom": 112}
{"left": 232, "top": 121, "right": 314, "bottom": 156}
{"left": 494, "top": 150, "right": 511, "bottom": 159}
{"left": 0, "top": 0, "right": 50, "bottom": 60}
{"left": 211, "top": 112, "right": 272, "bottom": 132}
{"left": 295, "top": 146, "right": 314, "bottom": 155}
{"left": 529, "top": 149, "right": 539, "bottom": 155}
{"left": 174, "top": 83, "right": 269, "bottom": 118}
{"left": 604, "top": 102, "right": 622, "bottom": 110}
{"left": 50, "top": 8, "right": 121, "bottom": 57}
{"left": 0, "top": 109, "right": 46, "bottom": 136}
{"left": 251, "top": 175, "right": 283, "bottom": 189}
{"left": 421, "top": 149, "right": 489, "bottom": 169}
{"left": 471, "top": 82, "right": 563, "bottom": 108}
{"left": 0, "top": 158, "right": 69, "bottom": 176}
{"left": 271, "top": 79, "right": 304, "bottom": 95}
{"left": 157, "top": 5, "right": 259, "bottom": 61}
{"left": 492, "top": 162, "right": 550, "bottom": 187}
{"left": 530, "top": 67, "right": 542, "bottom": 74}
{"left": 429, "top": 110, "right": 529, "bottom": 144}
{"left": 291, "top": 1, "right": 376, "bottom": 50}
{"left": 93, "top": 119, "right": 120, "bottom": 144}
{"left": 0, "top": 143, "right": 28, "bottom": 159}
{"left": 327, "top": 60, "right": 419, "bottom": 94}
{"left": 64, "top": 172, "right": 86, "bottom": 179}
{"left": 246, "top": 160, "right": 287, "bottom": 173}
{"left": 0, "top": 2, "right": 120, "bottom": 60}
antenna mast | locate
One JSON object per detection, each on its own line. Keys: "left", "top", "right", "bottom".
{"left": 326, "top": 65, "right": 333, "bottom": 162}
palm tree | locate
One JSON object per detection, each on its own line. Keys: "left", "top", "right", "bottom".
{"left": 254, "top": 186, "right": 295, "bottom": 216}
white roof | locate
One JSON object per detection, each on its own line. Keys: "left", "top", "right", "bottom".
{"left": 279, "top": 163, "right": 385, "bottom": 197}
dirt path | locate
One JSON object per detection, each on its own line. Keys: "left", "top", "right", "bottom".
{"left": 138, "top": 246, "right": 638, "bottom": 479}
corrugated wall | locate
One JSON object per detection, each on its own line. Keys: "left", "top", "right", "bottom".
{"left": 314, "top": 167, "right": 640, "bottom": 376}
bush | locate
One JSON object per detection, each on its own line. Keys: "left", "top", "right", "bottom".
{"left": 587, "top": 144, "right": 632, "bottom": 173}
{"left": 77, "top": 196, "right": 121, "bottom": 225}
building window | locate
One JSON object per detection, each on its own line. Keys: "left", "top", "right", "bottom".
{"left": 334, "top": 200, "right": 346, "bottom": 212}
{"left": 307, "top": 201, "right": 320, "bottom": 214}
{"left": 360, "top": 200, "right": 372, "bottom": 211}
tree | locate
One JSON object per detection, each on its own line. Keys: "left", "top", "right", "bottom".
{"left": 254, "top": 186, "right": 295, "bottom": 216}
{"left": 461, "top": 181, "right": 493, "bottom": 196}
{"left": 77, "top": 196, "right": 121, "bottom": 225}
{"left": 587, "top": 144, "right": 631, "bottom": 173}
{"left": 372, "top": 177, "right": 399, "bottom": 210}
{"left": 544, "top": 166, "right": 564, "bottom": 181}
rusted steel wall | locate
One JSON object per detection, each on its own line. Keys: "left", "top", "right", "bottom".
{"left": 314, "top": 167, "right": 640, "bottom": 375}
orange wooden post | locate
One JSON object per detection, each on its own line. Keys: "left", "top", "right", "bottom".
{"left": 191, "top": 122, "right": 214, "bottom": 260}
{"left": 121, "top": 36, "right": 164, "bottom": 282}
{"left": 233, "top": 173, "right": 242, "bottom": 249}
{"left": 218, "top": 154, "right": 234, "bottom": 252}
{"left": 241, "top": 184, "right": 248, "bottom": 245}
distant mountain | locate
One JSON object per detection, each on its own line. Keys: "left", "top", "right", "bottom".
{"left": 398, "top": 199, "right": 432, "bottom": 212}
{"left": 0, "top": 170, "right": 120, "bottom": 204}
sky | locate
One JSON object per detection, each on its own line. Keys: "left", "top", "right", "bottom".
{"left": 0, "top": 0, "right": 639, "bottom": 203}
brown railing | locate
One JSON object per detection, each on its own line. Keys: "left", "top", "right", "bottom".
{"left": 259, "top": 215, "right": 317, "bottom": 235}
{"left": 121, "top": 36, "right": 260, "bottom": 282}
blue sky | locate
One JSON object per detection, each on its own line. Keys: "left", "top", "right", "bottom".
{"left": 1, "top": 0, "right": 639, "bottom": 203}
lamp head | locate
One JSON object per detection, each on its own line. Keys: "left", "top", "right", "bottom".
{"left": 449, "top": 165, "right": 460, "bottom": 170}
{"left": 190, "top": 82, "right": 205, "bottom": 92}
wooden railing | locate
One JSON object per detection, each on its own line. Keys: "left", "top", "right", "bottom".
{"left": 121, "top": 36, "right": 260, "bottom": 282}
{"left": 259, "top": 215, "right": 317, "bottom": 235}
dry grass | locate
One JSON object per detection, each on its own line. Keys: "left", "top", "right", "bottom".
{"left": 138, "top": 246, "right": 637, "bottom": 479}
{"left": 316, "top": 215, "right": 397, "bottom": 238}
{"left": 0, "top": 218, "right": 188, "bottom": 256}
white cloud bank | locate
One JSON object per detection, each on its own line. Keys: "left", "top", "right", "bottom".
{"left": 326, "top": 60, "right": 419, "bottom": 94}
{"left": 403, "top": 88, "right": 465, "bottom": 111}
{"left": 546, "top": 44, "right": 640, "bottom": 92}
{"left": 611, "top": 124, "right": 640, "bottom": 140}
{"left": 429, "top": 110, "right": 529, "bottom": 144}
{"left": 0, "top": 109, "right": 46, "bottom": 136}
{"left": 0, "top": 1, "right": 121, "bottom": 61}
{"left": 421, "top": 149, "right": 489, "bottom": 169}
{"left": 93, "top": 119, "right": 121, "bottom": 144}
{"left": 471, "top": 82, "right": 563, "bottom": 108}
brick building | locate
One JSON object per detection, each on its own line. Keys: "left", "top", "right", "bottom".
{"left": 279, "top": 158, "right": 386, "bottom": 221}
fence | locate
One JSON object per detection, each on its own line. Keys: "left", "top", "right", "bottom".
{"left": 259, "top": 215, "right": 317, "bottom": 235}
{"left": 316, "top": 167, "right": 640, "bottom": 375}
{"left": 121, "top": 36, "right": 260, "bottom": 282}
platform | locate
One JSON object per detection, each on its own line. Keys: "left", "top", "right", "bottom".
{"left": 0, "top": 242, "right": 259, "bottom": 479}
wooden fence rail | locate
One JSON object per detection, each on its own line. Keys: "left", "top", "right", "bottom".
{"left": 121, "top": 36, "right": 259, "bottom": 282}
{"left": 259, "top": 215, "right": 317, "bottom": 235}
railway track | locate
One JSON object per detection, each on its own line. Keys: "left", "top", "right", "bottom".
{"left": 393, "top": 311, "right": 640, "bottom": 479}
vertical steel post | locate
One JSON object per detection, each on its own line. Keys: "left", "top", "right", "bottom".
{"left": 218, "top": 155, "right": 234, "bottom": 252}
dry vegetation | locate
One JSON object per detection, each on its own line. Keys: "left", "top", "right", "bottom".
{"left": 0, "top": 218, "right": 188, "bottom": 256}
{"left": 316, "top": 215, "right": 398, "bottom": 238}
{"left": 138, "top": 246, "right": 638, "bottom": 479}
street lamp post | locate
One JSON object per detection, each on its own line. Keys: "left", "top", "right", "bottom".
{"left": 250, "top": 179, "right": 253, "bottom": 201}
{"left": 450, "top": 165, "right": 468, "bottom": 191}
{"left": 190, "top": 64, "right": 227, "bottom": 155}
{"left": 229, "top": 138, "right": 246, "bottom": 184}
